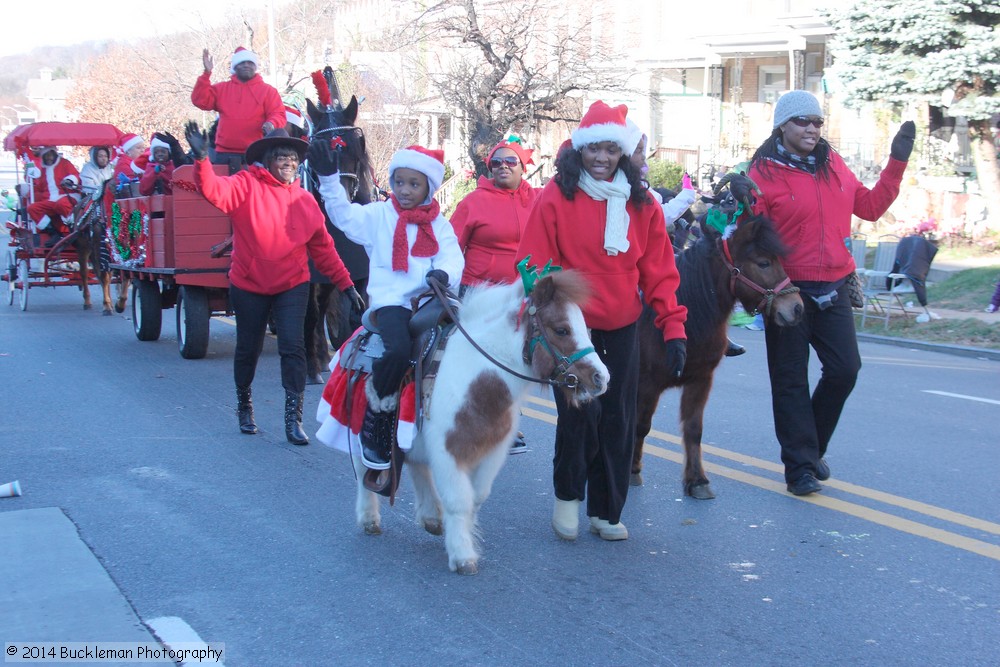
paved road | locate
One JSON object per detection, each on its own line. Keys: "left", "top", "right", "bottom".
{"left": 2, "top": 286, "right": 998, "bottom": 666}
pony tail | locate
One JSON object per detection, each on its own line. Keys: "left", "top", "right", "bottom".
{"left": 311, "top": 71, "right": 332, "bottom": 108}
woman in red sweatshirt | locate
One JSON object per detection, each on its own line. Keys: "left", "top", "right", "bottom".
{"left": 186, "top": 124, "right": 363, "bottom": 446}
{"left": 450, "top": 136, "right": 537, "bottom": 454}
{"left": 517, "top": 101, "right": 687, "bottom": 542}
{"left": 734, "top": 90, "right": 912, "bottom": 496}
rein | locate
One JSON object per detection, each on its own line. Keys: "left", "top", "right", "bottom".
{"left": 720, "top": 238, "right": 799, "bottom": 318}
{"left": 427, "top": 280, "right": 590, "bottom": 390}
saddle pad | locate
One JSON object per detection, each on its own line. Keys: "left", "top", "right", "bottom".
{"left": 338, "top": 329, "right": 384, "bottom": 374}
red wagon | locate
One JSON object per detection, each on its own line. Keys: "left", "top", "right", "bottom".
{"left": 111, "top": 164, "right": 233, "bottom": 359}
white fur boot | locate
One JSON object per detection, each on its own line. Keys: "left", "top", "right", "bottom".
{"left": 552, "top": 498, "right": 581, "bottom": 541}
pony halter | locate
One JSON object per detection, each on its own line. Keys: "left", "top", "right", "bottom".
{"left": 721, "top": 238, "right": 800, "bottom": 318}
{"left": 521, "top": 300, "right": 595, "bottom": 390}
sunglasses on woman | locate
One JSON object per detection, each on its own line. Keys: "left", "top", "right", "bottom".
{"left": 789, "top": 116, "right": 824, "bottom": 128}
{"left": 489, "top": 156, "right": 520, "bottom": 169}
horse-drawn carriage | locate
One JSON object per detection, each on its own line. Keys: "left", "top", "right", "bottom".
{"left": 110, "top": 163, "right": 233, "bottom": 359}
{"left": 2, "top": 122, "right": 124, "bottom": 312}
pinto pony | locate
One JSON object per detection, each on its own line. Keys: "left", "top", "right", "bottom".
{"left": 321, "top": 271, "right": 609, "bottom": 574}
{"left": 631, "top": 203, "right": 803, "bottom": 498}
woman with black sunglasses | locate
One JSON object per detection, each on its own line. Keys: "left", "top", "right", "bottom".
{"left": 450, "top": 136, "right": 538, "bottom": 453}
{"left": 732, "top": 90, "right": 914, "bottom": 496}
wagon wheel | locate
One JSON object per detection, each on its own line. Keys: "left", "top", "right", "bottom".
{"left": 176, "top": 286, "right": 210, "bottom": 360}
{"left": 4, "top": 248, "right": 15, "bottom": 306}
{"left": 17, "top": 258, "right": 29, "bottom": 311}
{"left": 132, "top": 279, "right": 162, "bottom": 341}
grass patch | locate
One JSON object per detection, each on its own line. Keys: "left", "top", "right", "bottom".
{"left": 857, "top": 315, "right": 1000, "bottom": 350}
{"left": 928, "top": 266, "right": 1000, "bottom": 310}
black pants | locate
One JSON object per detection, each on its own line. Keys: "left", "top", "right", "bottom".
{"left": 552, "top": 322, "right": 638, "bottom": 525}
{"left": 765, "top": 283, "right": 862, "bottom": 483}
{"left": 230, "top": 282, "right": 310, "bottom": 393}
{"left": 371, "top": 306, "right": 413, "bottom": 399}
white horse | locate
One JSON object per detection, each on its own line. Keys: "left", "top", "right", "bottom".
{"left": 350, "top": 271, "right": 609, "bottom": 574}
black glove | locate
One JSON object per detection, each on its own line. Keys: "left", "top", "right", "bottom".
{"left": 157, "top": 131, "right": 189, "bottom": 166}
{"left": 184, "top": 121, "right": 209, "bottom": 161}
{"left": 890, "top": 120, "right": 916, "bottom": 162}
{"left": 665, "top": 338, "right": 687, "bottom": 380}
{"left": 715, "top": 172, "right": 760, "bottom": 209}
{"left": 307, "top": 139, "right": 340, "bottom": 177}
{"left": 344, "top": 285, "right": 365, "bottom": 314}
{"left": 426, "top": 270, "right": 449, "bottom": 288}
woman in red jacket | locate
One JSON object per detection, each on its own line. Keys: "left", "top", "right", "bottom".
{"left": 517, "top": 101, "right": 687, "bottom": 542}
{"left": 185, "top": 123, "right": 364, "bottom": 445}
{"left": 450, "top": 136, "right": 537, "bottom": 454}
{"left": 733, "top": 90, "right": 913, "bottom": 496}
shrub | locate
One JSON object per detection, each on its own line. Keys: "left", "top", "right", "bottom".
{"left": 646, "top": 159, "right": 684, "bottom": 191}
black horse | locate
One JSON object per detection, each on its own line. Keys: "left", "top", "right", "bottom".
{"left": 301, "top": 67, "right": 375, "bottom": 383}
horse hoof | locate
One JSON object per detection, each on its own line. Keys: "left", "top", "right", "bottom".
{"left": 306, "top": 373, "right": 324, "bottom": 385}
{"left": 114, "top": 303, "right": 125, "bottom": 314}
{"left": 422, "top": 519, "right": 443, "bottom": 536}
{"left": 629, "top": 472, "right": 643, "bottom": 487}
{"left": 83, "top": 303, "right": 92, "bottom": 310}
{"left": 686, "top": 483, "right": 716, "bottom": 500}
{"left": 363, "top": 521, "right": 382, "bottom": 535}
{"left": 454, "top": 560, "right": 478, "bottom": 575}
{"left": 102, "top": 308, "right": 113, "bottom": 316}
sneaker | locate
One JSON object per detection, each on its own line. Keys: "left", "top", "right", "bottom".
{"left": 744, "top": 314, "right": 765, "bottom": 331}
{"left": 815, "top": 458, "right": 830, "bottom": 481}
{"left": 509, "top": 431, "right": 527, "bottom": 455}
{"left": 987, "top": 304, "right": 998, "bottom": 313}
{"left": 787, "top": 473, "right": 822, "bottom": 496}
{"left": 589, "top": 517, "right": 628, "bottom": 541}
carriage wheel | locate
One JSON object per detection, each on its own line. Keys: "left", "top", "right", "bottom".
{"left": 17, "top": 258, "right": 29, "bottom": 311}
{"left": 4, "top": 249, "right": 15, "bottom": 306}
{"left": 132, "top": 279, "right": 162, "bottom": 341}
{"left": 176, "top": 286, "right": 210, "bottom": 360}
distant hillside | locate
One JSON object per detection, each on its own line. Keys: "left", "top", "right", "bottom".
{"left": 0, "top": 43, "right": 109, "bottom": 105}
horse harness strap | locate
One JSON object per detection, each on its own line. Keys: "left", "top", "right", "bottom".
{"left": 521, "top": 303, "right": 593, "bottom": 391}
{"left": 721, "top": 239, "right": 799, "bottom": 318}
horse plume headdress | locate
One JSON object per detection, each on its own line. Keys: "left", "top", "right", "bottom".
{"left": 311, "top": 70, "right": 332, "bottom": 109}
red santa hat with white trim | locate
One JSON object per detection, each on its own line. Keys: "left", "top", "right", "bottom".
{"left": 388, "top": 145, "right": 446, "bottom": 197}
{"left": 119, "top": 133, "right": 144, "bottom": 155}
{"left": 285, "top": 105, "right": 305, "bottom": 131}
{"left": 149, "top": 134, "right": 171, "bottom": 155}
{"left": 230, "top": 46, "right": 259, "bottom": 74}
{"left": 571, "top": 101, "right": 636, "bottom": 155}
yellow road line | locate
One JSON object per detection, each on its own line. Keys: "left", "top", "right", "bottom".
{"left": 520, "top": 403, "right": 1000, "bottom": 561}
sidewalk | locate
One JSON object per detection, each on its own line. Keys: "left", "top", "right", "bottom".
{"left": 0, "top": 507, "right": 173, "bottom": 666}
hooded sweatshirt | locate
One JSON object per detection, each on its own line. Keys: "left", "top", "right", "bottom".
{"left": 450, "top": 176, "right": 536, "bottom": 286}
{"left": 194, "top": 159, "right": 353, "bottom": 295}
{"left": 191, "top": 72, "right": 285, "bottom": 154}
{"left": 80, "top": 147, "right": 115, "bottom": 196}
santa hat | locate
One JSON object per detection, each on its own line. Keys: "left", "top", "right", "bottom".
{"left": 571, "top": 101, "right": 635, "bottom": 155}
{"left": 230, "top": 47, "right": 259, "bottom": 74}
{"left": 119, "top": 134, "right": 143, "bottom": 155}
{"left": 625, "top": 118, "right": 645, "bottom": 155}
{"left": 36, "top": 145, "right": 58, "bottom": 157}
{"left": 149, "top": 135, "right": 171, "bottom": 155}
{"left": 285, "top": 105, "right": 305, "bottom": 130}
{"left": 388, "top": 145, "right": 446, "bottom": 197}
{"left": 487, "top": 135, "right": 534, "bottom": 168}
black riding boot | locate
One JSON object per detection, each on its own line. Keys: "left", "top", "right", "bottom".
{"left": 284, "top": 390, "right": 309, "bottom": 445}
{"left": 360, "top": 406, "right": 395, "bottom": 470}
{"left": 236, "top": 386, "right": 258, "bottom": 435}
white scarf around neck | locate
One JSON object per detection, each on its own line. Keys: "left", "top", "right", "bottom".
{"left": 578, "top": 169, "right": 631, "bottom": 256}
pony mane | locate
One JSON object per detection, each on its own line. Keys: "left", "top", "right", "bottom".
{"left": 740, "top": 214, "right": 789, "bottom": 259}
{"left": 543, "top": 269, "right": 591, "bottom": 308}
{"left": 675, "top": 234, "right": 723, "bottom": 340}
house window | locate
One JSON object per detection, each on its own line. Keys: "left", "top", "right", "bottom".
{"left": 758, "top": 65, "right": 787, "bottom": 103}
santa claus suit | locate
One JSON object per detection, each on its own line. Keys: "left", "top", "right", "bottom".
{"left": 26, "top": 151, "right": 81, "bottom": 234}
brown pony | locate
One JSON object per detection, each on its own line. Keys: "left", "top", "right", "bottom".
{"left": 631, "top": 210, "right": 803, "bottom": 498}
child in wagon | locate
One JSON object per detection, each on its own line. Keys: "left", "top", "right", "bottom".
{"left": 308, "top": 140, "right": 464, "bottom": 469}
{"left": 139, "top": 133, "right": 187, "bottom": 196}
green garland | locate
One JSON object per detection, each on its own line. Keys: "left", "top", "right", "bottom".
{"left": 109, "top": 202, "right": 145, "bottom": 262}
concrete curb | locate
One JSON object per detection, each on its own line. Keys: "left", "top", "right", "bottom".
{"left": 856, "top": 332, "right": 1000, "bottom": 361}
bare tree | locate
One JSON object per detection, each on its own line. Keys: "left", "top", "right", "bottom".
{"left": 400, "top": 0, "right": 623, "bottom": 173}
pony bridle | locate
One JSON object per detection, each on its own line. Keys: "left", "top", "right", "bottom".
{"left": 721, "top": 239, "right": 800, "bottom": 318}
{"left": 521, "top": 300, "right": 595, "bottom": 391}
{"left": 312, "top": 122, "right": 363, "bottom": 200}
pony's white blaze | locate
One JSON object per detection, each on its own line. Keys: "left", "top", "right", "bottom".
{"left": 346, "top": 273, "right": 606, "bottom": 574}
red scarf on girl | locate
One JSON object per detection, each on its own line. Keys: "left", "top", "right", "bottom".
{"left": 390, "top": 194, "right": 440, "bottom": 272}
